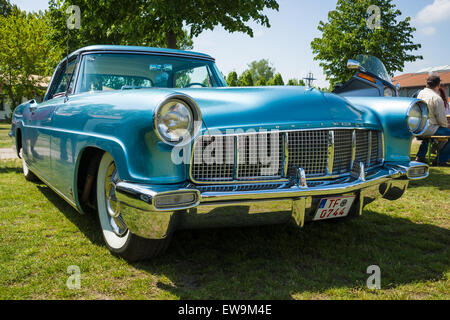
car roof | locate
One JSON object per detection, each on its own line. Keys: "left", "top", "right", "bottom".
{"left": 66, "top": 45, "right": 215, "bottom": 62}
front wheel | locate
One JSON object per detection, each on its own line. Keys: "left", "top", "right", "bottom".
{"left": 96, "top": 152, "right": 171, "bottom": 261}
{"left": 21, "top": 150, "right": 39, "bottom": 182}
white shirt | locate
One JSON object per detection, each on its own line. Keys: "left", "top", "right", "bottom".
{"left": 417, "top": 88, "right": 447, "bottom": 136}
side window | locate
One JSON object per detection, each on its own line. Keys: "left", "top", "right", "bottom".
{"left": 50, "top": 58, "right": 78, "bottom": 99}
{"left": 174, "top": 66, "right": 215, "bottom": 88}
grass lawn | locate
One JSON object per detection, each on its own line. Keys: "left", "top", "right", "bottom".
{"left": 0, "top": 123, "right": 12, "bottom": 149}
{"left": 0, "top": 154, "right": 448, "bottom": 299}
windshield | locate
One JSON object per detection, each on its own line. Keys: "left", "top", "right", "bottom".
{"left": 75, "top": 53, "right": 226, "bottom": 93}
{"left": 355, "top": 54, "right": 392, "bottom": 83}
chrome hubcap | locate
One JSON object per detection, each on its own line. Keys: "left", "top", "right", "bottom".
{"left": 105, "top": 163, "right": 128, "bottom": 237}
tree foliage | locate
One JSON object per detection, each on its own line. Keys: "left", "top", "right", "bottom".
{"left": 148, "top": 0, "right": 280, "bottom": 48}
{"left": 0, "top": 0, "right": 14, "bottom": 17}
{"left": 48, "top": 0, "right": 193, "bottom": 53}
{"left": 310, "top": 0, "right": 422, "bottom": 87}
{"left": 287, "top": 78, "right": 306, "bottom": 86}
{"left": 247, "top": 59, "right": 275, "bottom": 83}
{"left": 0, "top": 8, "right": 62, "bottom": 114}
{"left": 238, "top": 70, "right": 254, "bottom": 87}
{"left": 226, "top": 71, "right": 238, "bottom": 87}
{"left": 49, "top": 0, "right": 279, "bottom": 50}
{"left": 255, "top": 76, "right": 267, "bottom": 86}
{"left": 267, "top": 73, "right": 284, "bottom": 86}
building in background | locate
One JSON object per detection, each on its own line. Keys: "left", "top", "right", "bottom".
{"left": 0, "top": 76, "right": 50, "bottom": 120}
{"left": 392, "top": 66, "right": 450, "bottom": 101}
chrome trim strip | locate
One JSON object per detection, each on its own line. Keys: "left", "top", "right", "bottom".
{"left": 283, "top": 133, "right": 289, "bottom": 178}
{"left": 350, "top": 129, "right": 357, "bottom": 170}
{"left": 327, "top": 130, "right": 335, "bottom": 175}
{"left": 359, "top": 162, "right": 366, "bottom": 182}
{"left": 201, "top": 126, "right": 379, "bottom": 136}
{"left": 233, "top": 136, "right": 239, "bottom": 180}
{"left": 367, "top": 131, "right": 372, "bottom": 168}
{"left": 199, "top": 165, "right": 407, "bottom": 203}
{"left": 79, "top": 49, "right": 216, "bottom": 62}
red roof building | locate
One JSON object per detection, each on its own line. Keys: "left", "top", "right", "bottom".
{"left": 392, "top": 68, "right": 450, "bottom": 103}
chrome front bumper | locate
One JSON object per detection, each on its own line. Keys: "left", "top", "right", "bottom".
{"left": 114, "top": 162, "right": 428, "bottom": 240}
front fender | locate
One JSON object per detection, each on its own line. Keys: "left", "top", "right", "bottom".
{"left": 345, "top": 97, "right": 421, "bottom": 163}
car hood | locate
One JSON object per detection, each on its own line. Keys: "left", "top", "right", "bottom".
{"left": 175, "top": 87, "right": 374, "bottom": 132}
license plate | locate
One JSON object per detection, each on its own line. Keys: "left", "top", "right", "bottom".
{"left": 313, "top": 196, "right": 356, "bottom": 221}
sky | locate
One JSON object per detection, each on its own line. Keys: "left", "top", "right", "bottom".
{"left": 11, "top": 0, "right": 450, "bottom": 88}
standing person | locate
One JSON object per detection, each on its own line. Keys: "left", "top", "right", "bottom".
{"left": 415, "top": 75, "right": 450, "bottom": 166}
{"left": 438, "top": 86, "right": 450, "bottom": 118}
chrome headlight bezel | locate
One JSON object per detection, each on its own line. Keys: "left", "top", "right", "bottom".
{"left": 384, "top": 86, "right": 394, "bottom": 97}
{"left": 406, "top": 101, "right": 429, "bottom": 136}
{"left": 154, "top": 94, "right": 202, "bottom": 146}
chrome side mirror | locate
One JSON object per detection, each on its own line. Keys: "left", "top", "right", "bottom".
{"left": 347, "top": 59, "right": 361, "bottom": 70}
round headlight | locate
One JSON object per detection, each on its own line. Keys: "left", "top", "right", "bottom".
{"left": 154, "top": 95, "right": 202, "bottom": 145}
{"left": 407, "top": 102, "right": 428, "bottom": 135}
{"left": 384, "top": 87, "right": 394, "bottom": 97}
{"left": 156, "top": 99, "right": 193, "bottom": 143}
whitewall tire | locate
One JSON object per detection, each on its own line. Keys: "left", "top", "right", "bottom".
{"left": 21, "top": 150, "right": 39, "bottom": 182}
{"left": 96, "top": 152, "right": 171, "bottom": 261}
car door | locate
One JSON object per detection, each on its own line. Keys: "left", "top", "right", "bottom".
{"left": 23, "top": 58, "right": 78, "bottom": 183}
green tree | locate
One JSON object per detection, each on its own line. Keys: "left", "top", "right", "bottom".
{"left": 247, "top": 59, "right": 275, "bottom": 83}
{"left": 0, "top": 0, "right": 13, "bottom": 17}
{"left": 150, "top": 0, "right": 280, "bottom": 49}
{"left": 0, "top": 8, "right": 62, "bottom": 117}
{"left": 287, "top": 78, "right": 306, "bottom": 86}
{"left": 49, "top": 0, "right": 279, "bottom": 51}
{"left": 238, "top": 70, "right": 254, "bottom": 87}
{"left": 255, "top": 76, "right": 267, "bottom": 86}
{"left": 310, "top": 0, "right": 422, "bottom": 88}
{"left": 48, "top": 0, "right": 193, "bottom": 53}
{"left": 226, "top": 71, "right": 238, "bottom": 87}
{"left": 267, "top": 73, "right": 284, "bottom": 86}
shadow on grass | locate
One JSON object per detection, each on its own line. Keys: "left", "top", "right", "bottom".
{"left": 408, "top": 168, "right": 450, "bottom": 191}
{"left": 36, "top": 184, "right": 104, "bottom": 246}
{"left": 35, "top": 178, "right": 449, "bottom": 299}
{"left": 126, "top": 209, "right": 449, "bottom": 299}
{"left": 0, "top": 164, "right": 22, "bottom": 174}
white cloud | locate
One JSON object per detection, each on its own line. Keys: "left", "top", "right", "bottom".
{"left": 416, "top": 0, "right": 450, "bottom": 25}
{"left": 421, "top": 26, "right": 436, "bottom": 35}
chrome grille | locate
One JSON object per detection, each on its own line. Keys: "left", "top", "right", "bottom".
{"left": 355, "top": 130, "right": 369, "bottom": 166}
{"left": 370, "top": 131, "right": 382, "bottom": 166}
{"left": 237, "top": 133, "right": 284, "bottom": 180}
{"left": 190, "top": 129, "right": 383, "bottom": 183}
{"left": 333, "top": 130, "right": 353, "bottom": 174}
{"left": 191, "top": 135, "right": 235, "bottom": 182}
{"left": 287, "top": 130, "right": 328, "bottom": 177}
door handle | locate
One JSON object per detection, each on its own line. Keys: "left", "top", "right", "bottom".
{"left": 29, "top": 100, "right": 38, "bottom": 113}
{"left": 29, "top": 105, "right": 37, "bottom": 113}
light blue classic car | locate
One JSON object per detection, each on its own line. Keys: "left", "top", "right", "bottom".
{"left": 10, "top": 45, "right": 430, "bottom": 261}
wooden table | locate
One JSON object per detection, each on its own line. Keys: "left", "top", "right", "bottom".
{"left": 427, "top": 136, "right": 449, "bottom": 165}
